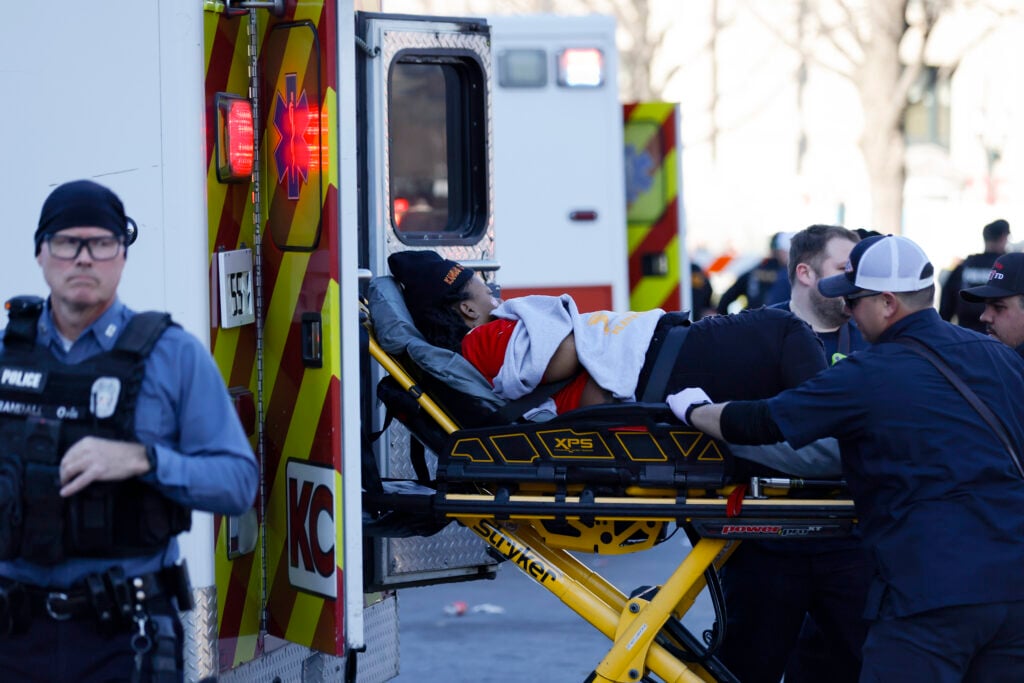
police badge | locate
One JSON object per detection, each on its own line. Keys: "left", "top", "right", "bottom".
{"left": 90, "top": 377, "right": 122, "bottom": 419}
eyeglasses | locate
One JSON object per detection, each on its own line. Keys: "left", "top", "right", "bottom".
{"left": 46, "top": 234, "right": 124, "bottom": 261}
{"left": 843, "top": 291, "right": 882, "bottom": 309}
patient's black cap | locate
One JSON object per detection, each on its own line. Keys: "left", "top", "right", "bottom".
{"left": 35, "top": 180, "right": 138, "bottom": 255}
{"left": 388, "top": 250, "right": 474, "bottom": 311}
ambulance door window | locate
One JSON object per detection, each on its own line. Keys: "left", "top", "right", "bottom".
{"left": 388, "top": 54, "right": 487, "bottom": 244}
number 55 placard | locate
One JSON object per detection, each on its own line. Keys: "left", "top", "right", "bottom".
{"left": 217, "top": 248, "right": 255, "bottom": 328}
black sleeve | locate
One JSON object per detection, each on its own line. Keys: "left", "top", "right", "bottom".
{"left": 720, "top": 401, "right": 785, "bottom": 445}
{"left": 938, "top": 265, "right": 963, "bottom": 322}
{"left": 716, "top": 271, "right": 749, "bottom": 314}
{"left": 779, "top": 316, "right": 828, "bottom": 388}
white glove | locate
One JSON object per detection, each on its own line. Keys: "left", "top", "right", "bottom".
{"left": 667, "top": 387, "right": 712, "bottom": 426}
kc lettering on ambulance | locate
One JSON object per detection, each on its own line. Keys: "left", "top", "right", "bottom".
{"left": 286, "top": 460, "right": 337, "bottom": 598}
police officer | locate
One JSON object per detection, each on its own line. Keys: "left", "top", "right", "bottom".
{"left": 672, "top": 235, "right": 1024, "bottom": 681}
{"left": 939, "top": 218, "right": 1010, "bottom": 331}
{"left": 0, "top": 181, "right": 257, "bottom": 682}
{"left": 960, "top": 252, "right": 1024, "bottom": 359}
{"left": 716, "top": 232, "right": 792, "bottom": 314}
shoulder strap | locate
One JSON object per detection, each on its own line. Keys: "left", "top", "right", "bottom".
{"left": 114, "top": 311, "right": 174, "bottom": 357}
{"left": 895, "top": 337, "right": 1024, "bottom": 478}
{"left": 837, "top": 321, "right": 851, "bottom": 356}
{"left": 641, "top": 322, "right": 691, "bottom": 402}
{"left": 494, "top": 376, "right": 575, "bottom": 423}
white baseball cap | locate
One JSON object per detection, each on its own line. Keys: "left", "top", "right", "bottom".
{"left": 818, "top": 235, "right": 933, "bottom": 298}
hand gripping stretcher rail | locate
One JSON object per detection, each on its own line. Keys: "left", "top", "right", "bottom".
{"left": 360, "top": 277, "right": 856, "bottom": 683}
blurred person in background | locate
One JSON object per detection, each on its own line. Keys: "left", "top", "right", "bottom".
{"left": 716, "top": 232, "right": 792, "bottom": 314}
{"left": 939, "top": 218, "right": 1010, "bottom": 332}
{"left": 690, "top": 261, "right": 716, "bottom": 320}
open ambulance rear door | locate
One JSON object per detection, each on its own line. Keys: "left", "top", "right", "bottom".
{"left": 355, "top": 11, "right": 500, "bottom": 592}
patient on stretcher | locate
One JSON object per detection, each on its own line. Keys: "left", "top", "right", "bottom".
{"left": 387, "top": 250, "right": 822, "bottom": 409}
{"left": 374, "top": 251, "right": 843, "bottom": 477}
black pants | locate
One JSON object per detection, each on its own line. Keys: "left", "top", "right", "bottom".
{"left": 718, "top": 542, "right": 871, "bottom": 683}
{"left": 0, "top": 598, "right": 183, "bottom": 683}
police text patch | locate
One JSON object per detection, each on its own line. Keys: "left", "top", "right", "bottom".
{"left": 0, "top": 366, "right": 47, "bottom": 393}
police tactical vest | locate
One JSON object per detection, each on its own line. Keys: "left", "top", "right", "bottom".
{"left": 0, "top": 296, "right": 191, "bottom": 565}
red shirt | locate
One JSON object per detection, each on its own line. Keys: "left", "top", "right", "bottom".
{"left": 462, "top": 319, "right": 589, "bottom": 414}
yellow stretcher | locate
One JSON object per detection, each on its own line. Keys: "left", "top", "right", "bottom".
{"left": 361, "top": 290, "right": 856, "bottom": 683}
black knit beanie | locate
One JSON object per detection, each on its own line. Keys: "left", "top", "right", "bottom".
{"left": 35, "top": 180, "right": 138, "bottom": 255}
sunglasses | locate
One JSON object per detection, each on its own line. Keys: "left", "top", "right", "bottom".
{"left": 843, "top": 291, "right": 882, "bottom": 309}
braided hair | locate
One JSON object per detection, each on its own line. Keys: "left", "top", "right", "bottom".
{"left": 409, "top": 282, "right": 474, "bottom": 354}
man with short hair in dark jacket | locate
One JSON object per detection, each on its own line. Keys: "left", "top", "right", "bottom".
{"left": 939, "top": 218, "right": 1010, "bottom": 331}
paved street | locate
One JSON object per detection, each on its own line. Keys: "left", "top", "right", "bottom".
{"left": 395, "top": 534, "right": 717, "bottom": 682}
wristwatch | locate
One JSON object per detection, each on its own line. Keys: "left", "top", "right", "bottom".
{"left": 145, "top": 444, "right": 159, "bottom": 474}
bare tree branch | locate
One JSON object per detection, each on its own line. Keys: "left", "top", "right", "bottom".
{"left": 742, "top": 0, "right": 856, "bottom": 80}
{"left": 813, "top": 15, "right": 863, "bottom": 68}
{"left": 830, "top": 0, "right": 867, "bottom": 48}
{"left": 659, "top": 62, "right": 684, "bottom": 93}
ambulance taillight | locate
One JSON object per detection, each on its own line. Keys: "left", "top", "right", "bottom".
{"left": 215, "top": 93, "right": 255, "bottom": 182}
{"left": 557, "top": 48, "right": 604, "bottom": 88}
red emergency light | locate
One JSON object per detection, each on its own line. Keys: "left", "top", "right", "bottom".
{"left": 215, "top": 93, "right": 255, "bottom": 183}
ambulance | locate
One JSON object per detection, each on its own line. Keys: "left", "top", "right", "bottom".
{"left": 0, "top": 2, "right": 663, "bottom": 680}
{"left": 487, "top": 14, "right": 629, "bottom": 312}
{"left": 489, "top": 14, "right": 691, "bottom": 314}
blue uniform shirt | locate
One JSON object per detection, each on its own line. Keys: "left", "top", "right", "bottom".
{"left": 767, "top": 308, "right": 1024, "bottom": 618}
{"left": 0, "top": 299, "right": 257, "bottom": 588}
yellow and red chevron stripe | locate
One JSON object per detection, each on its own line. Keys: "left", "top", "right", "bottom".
{"left": 205, "top": 0, "right": 345, "bottom": 669}
{"left": 624, "top": 102, "right": 682, "bottom": 312}
{"left": 205, "top": 8, "right": 263, "bottom": 670}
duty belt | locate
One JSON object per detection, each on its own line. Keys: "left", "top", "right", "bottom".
{"left": 20, "top": 563, "right": 192, "bottom": 625}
